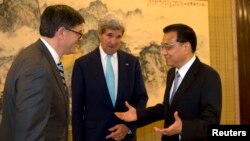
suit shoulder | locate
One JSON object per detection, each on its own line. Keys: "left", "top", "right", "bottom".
{"left": 8, "top": 44, "right": 50, "bottom": 77}
{"left": 118, "top": 50, "right": 138, "bottom": 61}
{"left": 14, "top": 43, "right": 46, "bottom": 66}
{"left": 201, "top": 62, "right": 217, "bottom": 72}
{"left": 75, "top": 49, "right": 97, "bottom": 62}
{"left": 199, "top": 62, "right": 220, "bottom": 77}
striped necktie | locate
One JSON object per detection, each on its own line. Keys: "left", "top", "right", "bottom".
{"left": 105, "top": 55, "right": 116, "bottom": 106}
{"left": 57, "top": 62, "right": 67, "bottom": 89}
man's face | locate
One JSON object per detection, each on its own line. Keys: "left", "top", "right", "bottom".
{"left": 63, "top": 24, "right": 83, "bottom": 55}
{"left": 161, "top": 31, "right": 187, "bottom": 68}
{"left": 99, "top": 29, "right": 123, "bottom": 55}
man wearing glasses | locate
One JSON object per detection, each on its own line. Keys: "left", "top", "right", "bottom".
{"left": 0, "top": 4, "right": 84, "bottom": 141}
{"left": 115, "top": 23, "right": 222, "bottom": 141}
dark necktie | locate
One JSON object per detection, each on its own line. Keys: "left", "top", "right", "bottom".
{"left": 105, "top": 55, "right": 115, "bottom": 106}
{"left": 57, "top": 62, "right": 67, "bottom": 89}
{"left": 169, "top": 71, "right": 180, "bottom": 104}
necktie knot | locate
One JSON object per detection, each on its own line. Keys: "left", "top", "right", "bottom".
{"left": 175, "top": 71, "right": 180, "bottom": 79}
{"left": 107, "top": 55, "right": 112, "bottom": 61}
{"left": 57, "top": 62, "right": 64, "bottom": 72}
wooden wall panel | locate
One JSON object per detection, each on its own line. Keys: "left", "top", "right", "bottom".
{"left": 235, "top": 0, "right": 250, "bottom": 124}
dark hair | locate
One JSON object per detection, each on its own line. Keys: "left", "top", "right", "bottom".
{"left": 39, "top": 4, "right": 85, "bottom": 37}
{"left": 163, "top": 23, "right": 197, "bottom": 52}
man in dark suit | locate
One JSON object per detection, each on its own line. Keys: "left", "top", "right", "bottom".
{"left": 0, "top": 5, "right": 84, "bottom": 141}
{"left": 115, "top": 23, "right": 222, "bottom": 141}
{"left": 71, "top": 14, "right": 148, "bottom": 141}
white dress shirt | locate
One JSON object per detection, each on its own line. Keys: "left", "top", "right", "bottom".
{"left": 99, "top": 45, "right": 118, "bottom": 101}
{"left": 40, "top": 37, "right": 60, "bottom": 64}
{"left": 169, "top": 55, "right": 196, "bottom": 100}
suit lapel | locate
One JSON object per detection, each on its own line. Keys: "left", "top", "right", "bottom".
{"left": 116, "top": 51, "right": 129, "bottom": 106}
{"left": 166, "top": 69, "right": 175, "bottom": 109}
{"left": 90, "top": 48, "right": 114, "bottom": 107}
{"left": 169, "top": 58, "right": 201, "bottom": 109}
{"left": 37, "top": 39, "right": 69, "bottom": 109}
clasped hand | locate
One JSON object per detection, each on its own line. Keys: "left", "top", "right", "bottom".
{"left": 105, "top": 124, "right": 129, "bottom": 141}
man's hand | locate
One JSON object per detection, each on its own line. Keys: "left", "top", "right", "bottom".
{"left": 114, "top": 101, "right": 137, "bottom": 122}
{"left": 154, "top": 111, "right": 182, "bottom": 136}
{"left": 105, "top": 124, "right": 129, "bottom": 141}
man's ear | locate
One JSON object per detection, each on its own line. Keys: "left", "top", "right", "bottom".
{"left": 185, "top": 42, "right": 191, "bottom": 48}
{"left": 184, "top": 42, "right": 192, "bottom": 54}
{"left": 56, "top": 26, "right": 66, "bottom": 39}
{"left": 97, "top": 30, "right": 102, "bottom": 39}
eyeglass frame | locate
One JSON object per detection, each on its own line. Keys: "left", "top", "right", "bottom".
{"left": 161, "top": 41, "right": 186, "bottom": 51}
{"left": 65, "top": 28, "right": 83, "bottom": 40}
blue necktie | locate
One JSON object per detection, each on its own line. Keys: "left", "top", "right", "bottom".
{"left": 170, "top": 71, "right": 180, "bottom": 104}
{"left": 105, "top": 55, "right": 115, "bottom": 106}
{"left": 57, "top": 62, "right": 67, "bottom": 89}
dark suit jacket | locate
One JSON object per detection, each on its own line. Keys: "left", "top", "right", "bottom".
{"left": 71, "top": 48, "right": 148, "bottom": 141}
{"left": 0, "top": 39, "right": 69, "bottom": 141}
{"left": 137, "top": 57, "right": 222, "bottom": 141}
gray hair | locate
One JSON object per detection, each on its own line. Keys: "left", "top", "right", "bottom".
{"left": 98, "top": 14, "right": 125, "bottom": 35}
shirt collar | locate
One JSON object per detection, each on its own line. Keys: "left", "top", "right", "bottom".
{"left": 99, "top": 44, "right": 117, "bottom": 60}
{"left": 176, "top": 55, "right": 196, "bottom": 78}
{"left": 40, "top": 37, "right": 60, "bottom": 64}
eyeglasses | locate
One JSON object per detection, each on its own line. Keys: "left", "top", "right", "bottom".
{"left": 161, "top": 42, "right": 179, "bottom": 51}
{"left": 65, "top": 28, "right": 83, "bottom": 40}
